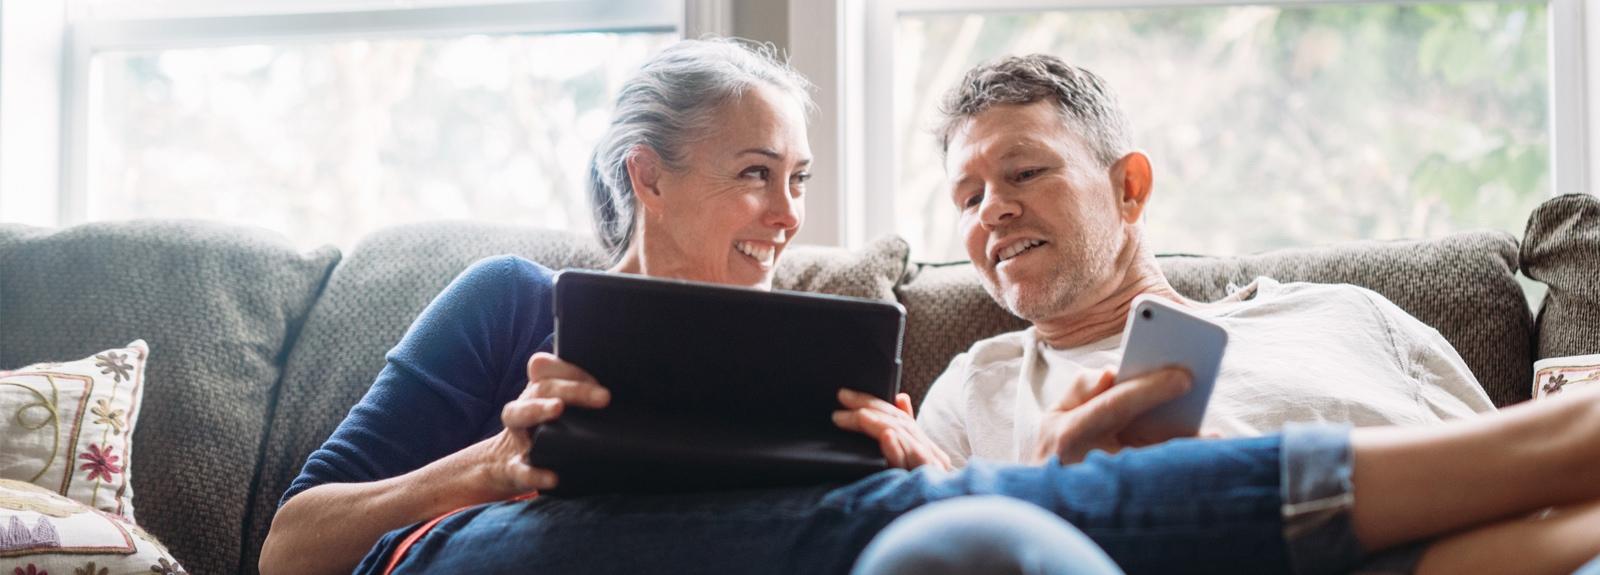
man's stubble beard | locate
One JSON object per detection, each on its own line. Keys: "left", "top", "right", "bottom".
{"left": 986, "top": 226, "right": 1120, "bottom": 323}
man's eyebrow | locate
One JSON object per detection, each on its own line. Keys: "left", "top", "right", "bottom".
{"left": 949, "top": 172, "right": 978, "bottom": 192}
{"left": 998, "top": 141, "right": 1046, "bottom": 161}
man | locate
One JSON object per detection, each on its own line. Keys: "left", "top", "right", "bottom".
{"left": 905, "top": 54, "right": 1495, "bottom": 468}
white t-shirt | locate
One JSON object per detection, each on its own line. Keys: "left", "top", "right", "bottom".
{"left": 916, "top": 278, "right": 1497, "bottom": 467}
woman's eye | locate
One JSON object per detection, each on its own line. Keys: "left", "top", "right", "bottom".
{"left": 741, "top": 166, "right": 771, "bottom": 181}
{"left": 1015, "top": 168, "right": 1044, "bottom": 182}
{"left": 793, "top": 172, "right": 812, "bottom": 184}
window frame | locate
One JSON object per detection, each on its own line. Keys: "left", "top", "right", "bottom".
{"left": 54, "top": 0, "right": 709, "bottom": 227}
{"left": 802, "top": 0, "right": 1592, "bottom": 250}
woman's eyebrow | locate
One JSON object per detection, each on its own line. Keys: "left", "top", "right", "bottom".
{"left": 737, "top": 147, "right": 781, "bottom": 159}
{"left": 738, "top": 147, "right": 811, "bottom": 167}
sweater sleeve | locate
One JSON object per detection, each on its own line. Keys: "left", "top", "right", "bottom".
{"left": 280, "top": 255, "right": 556, "bottom": 507}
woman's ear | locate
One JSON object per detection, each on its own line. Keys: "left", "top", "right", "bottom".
{"left": 1111, "top": 151, "right": 1154, "bottom": 223}
{"left": 625, "top": 146, "right": 665, "bottom": 212}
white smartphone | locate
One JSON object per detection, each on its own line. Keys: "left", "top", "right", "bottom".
{"left": 1114, "top": 294, "right": 1228, "bottom": 442}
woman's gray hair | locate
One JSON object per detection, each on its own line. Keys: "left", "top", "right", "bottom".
{"left": 588, "top": 38, "right": 813, "bottom": 264}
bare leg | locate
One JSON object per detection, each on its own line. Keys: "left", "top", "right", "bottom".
{"left": 1415, "top": 498, "right": 1600, "bottom": 575}
{"left": 1349, "top": 388, "right": 1600, "bottom": 551}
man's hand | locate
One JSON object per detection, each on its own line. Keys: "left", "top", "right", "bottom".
{"left": 833, "top": 389, "right": 954, "bottom": 472}
{"left": 1030, "top": 367, "right": 1193, "bottom": 465}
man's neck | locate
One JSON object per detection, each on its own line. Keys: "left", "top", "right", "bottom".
{"left": 1032, "top": 255, "right": 1189, "bottom": 350}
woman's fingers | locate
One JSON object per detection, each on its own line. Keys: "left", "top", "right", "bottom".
{"left": 503, "top": 455, "right": 558, "bottom": 492}
{"left": 527, "top": 352, "right": 592, "bottom": 381}
{"left": 501, "top": 397, "right": 563, "bottom": 429}
{"left": 530, "top": 377, "right": 610, "bottom": 408}
{"left": 526, "top": 353, "right": 609, "bottom": 407}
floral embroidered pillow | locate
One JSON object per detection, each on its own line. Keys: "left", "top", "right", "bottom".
{"left": 0, "top": 479, "right": 185, "bottom": 574}
{"left": 0, "top": 341, "right": 147, "bottom": 523}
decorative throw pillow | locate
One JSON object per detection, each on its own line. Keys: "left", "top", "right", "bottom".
{"left": 0, "top": 479, "right": 185, "bottom": 574}
{"left": 0, "top": 341, "right": 147, "bottom": 523}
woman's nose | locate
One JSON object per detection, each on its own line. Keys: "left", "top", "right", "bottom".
{"left": 766, "top": 185, "right": 802, "bottom": 230}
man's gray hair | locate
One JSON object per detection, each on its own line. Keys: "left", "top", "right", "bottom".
{"left": 936, "top": 54, "right": 1132, "bottom": 167}
{"left": 588, "top": 38, "right": 813, "bottom": 264}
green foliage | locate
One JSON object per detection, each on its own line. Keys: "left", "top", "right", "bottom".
{"left": 898, "top": 2, "right": 1550, "bottom": 259}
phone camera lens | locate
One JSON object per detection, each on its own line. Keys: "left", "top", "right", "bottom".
{"left": 1141, "top": 308, "right": 1153, "bottom": 320}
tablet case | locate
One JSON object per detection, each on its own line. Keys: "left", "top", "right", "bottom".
{"left": 528, "top": 270, "right": 905, "bottom": 496}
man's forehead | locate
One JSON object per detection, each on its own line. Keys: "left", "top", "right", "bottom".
{"left": 946, "top": 122, "right": 1067, "bottom": 176}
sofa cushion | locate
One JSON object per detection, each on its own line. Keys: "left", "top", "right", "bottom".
{"left": 0, "top": 479, "right": 187, "bottom": 575}
{"left": 0, "top": 221, "right": 339, "bottom": 575}
{"left": 0, "top": 341, "right": 150, "bottom": 522}
{"left": 896, "top": 231, "right": 1531, "bottom": 408}
{"left": 1522, "top": 194, "right": 1600, "bottom": 361}
{"left": 243, "top": 222, "right": 908, "bottom": 571}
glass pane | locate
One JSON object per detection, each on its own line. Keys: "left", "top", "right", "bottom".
{"left": 897, "top": 3, "right": 1549, "bottom": 261}
{"left": 88, "top": 31, "right": 677, "bottom": 249}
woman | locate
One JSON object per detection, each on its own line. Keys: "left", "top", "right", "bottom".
{"left": 264, "top": 38, "right": 1600, "bottom": 575}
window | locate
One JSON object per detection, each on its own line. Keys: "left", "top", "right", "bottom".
{"left": 885, "top": 2, "right": 1554, "bottom": 261}
{"left": 67, "top": 1, "right": 681, "bottom": 249}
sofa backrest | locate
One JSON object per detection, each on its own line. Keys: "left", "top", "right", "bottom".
{"left": 1522, "top": 194, "right": 1600, "bottom": 361}
{"left": 896, "top": 230, "right": 1533, "bottom": 408}
{"left": 0, "top": 221, "right": 339, "bottom": 575}
{"left": 242, "top": 222, "right": 909, "bottom": 573}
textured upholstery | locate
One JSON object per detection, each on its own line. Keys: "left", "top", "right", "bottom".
{"left": 0, "top": 221, "right": 339, "bottom": 575}
{"left": 1522, "top": 194, "right": 1600, "bottom": 361}
{"left": 896, "top": 231, "right": 1532, "bottom": 408}
{"left": 241, "top": 222, "right": 908, "bottom": 572}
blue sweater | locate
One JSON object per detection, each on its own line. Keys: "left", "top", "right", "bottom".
{"left": 282, "top": 255, "right": 557, "bottom": 506}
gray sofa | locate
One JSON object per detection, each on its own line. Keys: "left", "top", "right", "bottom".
{"left": 1, "top": 194, "right": 1595, "bottom": 574}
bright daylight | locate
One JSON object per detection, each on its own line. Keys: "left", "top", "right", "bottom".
{"left": 1, "top": 1, "right": 1597, "bottom": 574}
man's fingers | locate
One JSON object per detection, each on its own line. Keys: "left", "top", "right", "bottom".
{"left": 894, "top": 393, "right": 915, "bottom": 417}
{"left": 831, "top": 410, "right": 861, "bottom": 432}
{"left": 837, "top": 388, "right": 901, "bottom": 412}
{"left": 501, "top": 397, "right": 563, "bottom": 429}
{"left": 1074, "top": 369, "right": 1191, "bottom": 439}
{"left": 1053, "top": 369, "right": 1117, "bottom": 412}
{"left": 881, "top": 428, "right": 907, "bottom": 468}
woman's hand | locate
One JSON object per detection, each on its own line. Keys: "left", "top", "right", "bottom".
{"left": 833, "top": 389, "right": 954, "bottom": 472}
{"left": 1029, "top": 367, "right": 1192, "bottom": 465}
{"left": 468, "top": 352, "right": 612, "bottom": 497}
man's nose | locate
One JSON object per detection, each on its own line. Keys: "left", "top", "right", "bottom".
{"left": 979, "top": 186, "right": 1021, "bottom": 228}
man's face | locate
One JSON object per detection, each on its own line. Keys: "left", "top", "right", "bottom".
{"left": 945, "top": 101, "right": 1126, "bottom": 321}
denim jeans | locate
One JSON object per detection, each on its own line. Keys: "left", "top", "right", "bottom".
{"left": 357, "top": 424, "right": 1360, "bottom": 575}
{"left": 850, "top": 495, "right": 1125, "bottom": 575}
{"left": 1577, "top": 554, "right": 1600, "bottom": 575}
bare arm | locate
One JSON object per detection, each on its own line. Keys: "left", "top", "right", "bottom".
{"left": 260, "top": 431, "right": 532, "bottom": 575}
{"left": 260, "top": 353, "right": 607, "bottom": 575}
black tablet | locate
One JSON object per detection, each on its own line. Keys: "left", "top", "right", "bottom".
{"left": 527, "top": 269, "right": 906, "bottom": 496}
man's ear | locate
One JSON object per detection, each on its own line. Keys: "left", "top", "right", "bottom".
{"left": 625, "top": 146, "right": 665, "bottom": 213}
{"left": 1110, "top": 151, "right": 1153, "bottom": 223}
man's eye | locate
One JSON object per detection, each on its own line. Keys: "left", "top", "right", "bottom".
{"left": 962, "top": 191, "right": 984, "bottom": 208}
{"left": 1016, "top": 168, "right": 1044, "bottom": 181}
{"left": 792, "top": 172, "right": 812, "bottom": 184}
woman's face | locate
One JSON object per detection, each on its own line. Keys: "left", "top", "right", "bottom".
{"left": 637, "top": 84, "right": 811, "bottom": 290}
